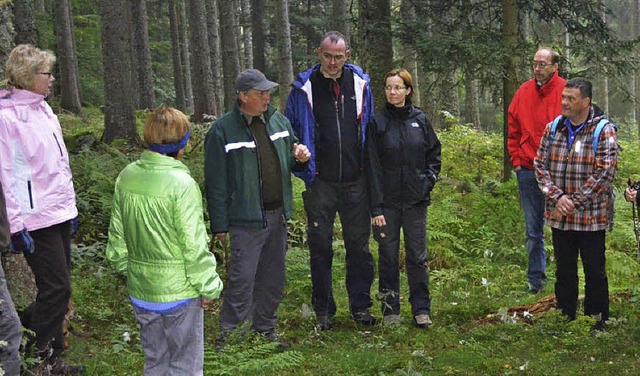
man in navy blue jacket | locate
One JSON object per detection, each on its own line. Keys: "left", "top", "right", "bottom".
{"left": 285, "top": 31, "right": 376, "bottom": 330}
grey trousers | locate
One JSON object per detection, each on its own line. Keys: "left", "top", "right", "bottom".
{"left": 219, "top": 208, "right": 287, "bottom": 334}
{"left": 133, "top": 299, "right": 204, "bottom": 376}
{"left": 0, "top": 262, "right": 21, "bottom": 376}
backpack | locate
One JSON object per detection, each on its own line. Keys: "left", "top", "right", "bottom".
{"left": 548, "top": 114, "right": 617, "bottom": 231}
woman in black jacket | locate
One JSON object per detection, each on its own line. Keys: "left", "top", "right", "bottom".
{"left": 366, "top": 68, "right": 441, "bottom": 328}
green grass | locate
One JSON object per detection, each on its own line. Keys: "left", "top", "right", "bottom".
{"left": 52, "top": 113, "right": 640, "bottom": 375}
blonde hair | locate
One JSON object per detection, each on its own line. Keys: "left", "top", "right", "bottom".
{"left": 143, "top": 107, "right": 191, "bottom": 146}
{"left": 5, "top": 44, "right": 56, "bottom": 91}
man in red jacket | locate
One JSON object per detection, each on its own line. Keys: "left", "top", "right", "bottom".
{"left": 508, "top": 47, "right": 566, "bottom": 293}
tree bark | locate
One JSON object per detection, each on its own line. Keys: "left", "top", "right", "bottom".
{"left": 53, "top": 0, "right": 82, "bottom": 114}
{"left": 240, "top": 0, "right": 253, "bottom": 69}
{"left": 274, "top": 0, "right": 293, "bottom": 111}
{"left": 205, "top": 0, "right": 224, "bottom": 115}
{"left": 250, "top": 0, "right": 266, "bottom": 72}
{"left": 635, "top": 0, "right": 640, "bottom": 139}
{"left": 178, "top": 0, "right": 194, "bottom": 112}
{"left": 185, "top": 0, "right": 216, "bottom": 122}
{"left": 12, "top": 0, "right": 37, "bottom": 45}
{"left": 169, "top": 0, "right": 187, "bottom": 111}
{"left": 332, "top": 0, "right": 350, "bottom": 42}
{"left": 358, "top": 0, "right": 393, "bottom": 109}
{"left": 219, "top": 0, "right": 241, "bottom": 111}
{"left": 99, "top": 0, "right": 139, "bottom": 144}
{"left": 0, "top": 2, "right": 15, "bottom": 78}
{"left": 400, "top": 0, "right": 420, "bottom": 107}
{"left": 502, "top": 0, "right": 518, "bottom": 182}
{"left": 131, "top": 0, "right": 156, "bottom": 110}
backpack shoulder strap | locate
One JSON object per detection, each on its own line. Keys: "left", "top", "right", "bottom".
{"left": 550, "top": 115, "right": 563, "bottom": 138}
{"left": 592, "top": 118, "right": 615, "bottom": 151}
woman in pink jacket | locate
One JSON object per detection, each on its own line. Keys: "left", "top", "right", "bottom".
{"left": 0, "top": 44, "right": 84, "bottom": 374}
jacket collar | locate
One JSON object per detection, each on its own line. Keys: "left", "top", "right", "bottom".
{"left": 0, "top": 89, "right": 46, "bottom": 108}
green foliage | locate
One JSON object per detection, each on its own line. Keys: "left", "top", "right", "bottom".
{"left": 58, "top": 107, "right": 640, "bottom": 374}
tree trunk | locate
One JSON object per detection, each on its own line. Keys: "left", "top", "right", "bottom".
{"left": 219, "top": 0, "right": 241, "bottom": 111}
{"left": 464, "top": 75, "right": 481, "bottom": 128}
{"left": 274, "top": 0, "right": 293, "bottom": 111}
{"left": 205, "top": 0, "right": 224, "bottom": 115}
{"left": 400, "top": 0, "right": 420, "bottom": 107}
{"left": 597, "top": 3, "right": 609, "bottom": 115}
{"left": 131, "top": 0, "right": 156, "bottom": 110}
{"left": 169, "top": 0, "right": 187, "bottom": 111}
{"left": 99, "top": 0, "right": 139, "bottom": 144}
{"left": 635, "top": 0, "right": 640, "bottom": 139}
{"left": 502, "top": 0, "right": 518, "bottom": 182}
{"left": 240, "top": 0, "right": 253, "bottom": 69}
{"left": 251, "top": 0, "right": 266, "bottom": 72}
{"left": 0, "top": 2, "right": 15, "bottom": 78}
{"left": 358, "top": 0, "right": 393, "bottom": 109}
{"left": 332, "top": 0, "right": 350, "bottom": 42}
{"left": 178, "top": 0, "right": 194, "bottom": 112}
{"left": 12, "top": 0, "right": 37, "bottom": 45}
{"left": 53, "top": 0, "right": 82, "bottom": 114}
{"left": 186, "top": 0, "right": 216, "bottom": 122}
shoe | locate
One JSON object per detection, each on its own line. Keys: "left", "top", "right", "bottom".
{"left": 591, "top": 320, "right": 606, "bottom": 332}
{"left": 414, "top": 314, "right": 432, "bottom": 328}
{"left": 315, "top": 315, "right": 334, "bottom": 331}
{"left": 528, "top": 286, "right": 542, "bottom": 294}
{"left": 259, "top": 331, "right": 290, "bottom": 349}
{"left": 352, "top": 310, "right": 377, "bottom": 326}
{"left": 50, "top": 360, "right": 86, "bottom": 375}
{"left": 383, "top": 314, "right": 401, "bottom": 326}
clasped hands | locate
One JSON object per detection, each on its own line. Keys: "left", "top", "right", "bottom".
{"left": 550, "top": 195, "right": 575, "bottom": 220}
{"left": 293, "top": 143, "right": 311, "bottom": 163}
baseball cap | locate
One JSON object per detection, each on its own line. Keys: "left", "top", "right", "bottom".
{"left": 236, "top": 69, "right": 279, "bottom": 92}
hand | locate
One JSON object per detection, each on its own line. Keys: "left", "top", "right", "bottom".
{"left": 201, "top": 297, "right": 215, "bottom": 310}
{"left": 293, "top": 143, "right": 311, "bottom": 163}
{"left": 215, "top": 233, "right": 227, "bottom": 244}
{"left": 625, "top": 187, "right": 637, "bottom": 203}
{"left": 371, "top": 215, "right": 386, "bottom": 227}
{"left": 9, "top": 229, "right": 34, "bottom": 254}
{"left": 70, "top": 217, "right": 79, "bottom": 237}
{"left": 555, "top": 195, "right": 575, "bottom": 217}
{"left": 549, "top": 208, "right": 563, "bottom": 221}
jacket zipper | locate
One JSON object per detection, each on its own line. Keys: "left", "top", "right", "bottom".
{"left": 248, "top": 120, "right": 268, "bottom": 229}
{"left": 53, "top": 133, "right": 63, "bottom": 156}
{"left": 335, "top": 92, "right": 343, "bottom": 181}
{"left": 27, "top": 180, "right": 34, "bottom": 209}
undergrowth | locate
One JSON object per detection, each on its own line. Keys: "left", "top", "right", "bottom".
{"left": 54, "top": 109, "right": 640, "bottom": 375}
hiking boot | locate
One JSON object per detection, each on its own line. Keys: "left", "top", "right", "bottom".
{"left": 414, "top": 314, "right": 432, "bottom": 328}
{"left": 382, "top": 314, "right": 401, "bottom": 326}
{"left": 315, "top": 315, "right": 334, "bottom": 331}
{"left": 50, "top": 360, "right": 86, "bottom": 375}
{"left": 259, "top": 331, "right": 290, "bottom": 349}
{"left": 352, "top": 310, "right": 377, "bottom": 326}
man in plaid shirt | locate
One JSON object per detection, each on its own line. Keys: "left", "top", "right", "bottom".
{"left": 533, "top": 77, "right": 617, "bottom": 331}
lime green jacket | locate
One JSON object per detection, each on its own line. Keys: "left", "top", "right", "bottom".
{"left": 106, "top": 151, "right": 223, "bottom": 301}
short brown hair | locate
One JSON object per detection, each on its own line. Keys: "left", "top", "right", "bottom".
{"left": 143, "top": 107, "right": 190, "bottom": 146}
{"left": 5, "top": 44, "right": 56, "bottom": 91}
{"left": 384, "top": 68, "right": 413, "bottom": 100}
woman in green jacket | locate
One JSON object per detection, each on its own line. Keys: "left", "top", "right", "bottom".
{"left": 107, "top": 107, "right": 223, "bottom": 376}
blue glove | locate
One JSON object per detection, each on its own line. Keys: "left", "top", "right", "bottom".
{"left": 9, "top": 229, "right": 34, "bottom": 254}
{"left": 70, "top": 217, "right": 78, "bottom": 237}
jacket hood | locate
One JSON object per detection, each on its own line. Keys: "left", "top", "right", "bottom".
{"left": 0, "top": 89, "right": 46, "bottom": 108}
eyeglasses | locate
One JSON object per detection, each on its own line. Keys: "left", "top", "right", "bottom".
{"left": 532, "top": 61, "right": 552, "bottom": 69}
{"left": 320, "top": 52, "right": 346, "bottom": 63}
{"left": 38, "top": 72, "right": 53, "bottom": 78}
{"left": 384, "top": 86, "right": 406, "bottom": 92}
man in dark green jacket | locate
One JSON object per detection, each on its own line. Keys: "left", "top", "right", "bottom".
{"left": 204, "top": 69, "right": 310, "bottom": 346}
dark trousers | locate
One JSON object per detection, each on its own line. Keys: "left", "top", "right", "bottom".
{"left": 373, "top": 204, "right": 431, "bottom": 317}
{"left": 302, "top": 176, "right": 374, "bottom": 317}
{"left": 552, "top": 228, "right": 609, "bottom": 321}
{"left": 22, "top": 221, "right": 72, "bottom": 357}
{"left": 219, "top": 209, "right": 287, "bottom": 334}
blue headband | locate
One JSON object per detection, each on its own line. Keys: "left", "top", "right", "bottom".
{"left": 148, "top": 130, "right": 191, "bottom": 155}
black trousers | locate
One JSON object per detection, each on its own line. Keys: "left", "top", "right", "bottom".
{"left": 552, "top": 228, "right": 609, "bottom": 321}
{"left": 22, "top": 221, "right": 72, "bottom": 357}
{"left": 302, "top": 176, "right": 374, "bottom": 317}
{"left": 373, "top": 203, "right": 431, "bottom": 317}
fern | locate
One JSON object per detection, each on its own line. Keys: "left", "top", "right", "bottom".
{"left": 204, "top": 342, "right": 304, "bottom": 376}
